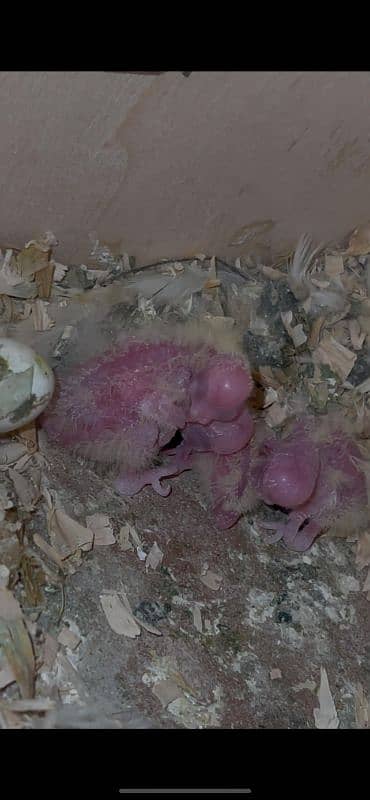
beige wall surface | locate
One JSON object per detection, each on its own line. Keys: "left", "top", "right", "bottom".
{"left": 1, "top": 71, "right": 370, "bottom": 266}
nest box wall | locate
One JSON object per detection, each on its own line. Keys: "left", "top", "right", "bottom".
{"left": 1, "top": 71, "right": 369, "bottom": 265}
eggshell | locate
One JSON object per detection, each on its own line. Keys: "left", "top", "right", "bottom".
{"left": 0, "top": 338, "right": 54, "bottom": 432}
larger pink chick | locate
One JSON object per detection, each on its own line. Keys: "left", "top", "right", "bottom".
{"left": 42, "top": 327, "right": 255, "bottom": 525}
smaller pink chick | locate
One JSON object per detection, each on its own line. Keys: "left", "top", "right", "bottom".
{"left": 251, "top": 419, "right": 368, "bottom": 551}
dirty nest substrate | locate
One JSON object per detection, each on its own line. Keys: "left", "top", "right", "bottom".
{"left": 1, "top": 229, "right": 370, "bottom": 728}
{"left": 35, "top": 441, "right": 370, "bottom": 729}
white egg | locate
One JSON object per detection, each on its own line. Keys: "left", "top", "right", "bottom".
{"left": 0, "top": 338, "right": 55, "bottom": 433}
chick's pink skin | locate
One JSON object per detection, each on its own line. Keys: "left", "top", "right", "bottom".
{"left": 253, "top": 425, "right": 367, "bottom": 551}
{"left": 42, "top": 338, "right": 255, "bottom": 522}
{"left": 189, "top": 358, "right": 254, "bottom": 424}
{"left": 194, "top": 447, "right": 253, "bottom": 529}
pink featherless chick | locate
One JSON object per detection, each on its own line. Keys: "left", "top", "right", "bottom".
{"left": 42, "top": 322, "right": 255, "bottom": 528}
{"left": 251, "top": 415, "right": 368, "bottom": 551}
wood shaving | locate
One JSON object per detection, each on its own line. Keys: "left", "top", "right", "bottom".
{"left": 85, "top": 513, "right": 115, "bottom": 546}
{"left": 308, "top": 316, "right": 325, "bottom": 349}
{"left": 152, "top": 679, "right": 183, "bottom": 708}
{"left": 118, "top": 523, "right": 134, "bottom": 551}
{"left": 324, "top": 254, "right": 344, "bottom": 276}
{"left": 31, "top": 299, "right": 55, "bottom": 331}
{"left": 346, "top": 222, "right": 370, "bottom": 256}
{"left": 354, "top": 683, "right": 369, "bottom": 728}
{"left": 355, "top": 531, "right": 370, "bottom": 569}
{"left": 0, "top": 698, "right": 55, "bottom": 713}
{"left": 354, "top": 377, "right": 370, "bottom": 394}
{"left": 313, "top": 667, "right": 339, "bottom": 729}
{"left": 145, "top": 542, "right": 163, "bottom": 572}
{"left": 52, "top": 261, "right": 69, "bottom": 282}
{"left": 8, "top": 468, "right": 40, "bottom": 511}
{"left": 265, "top": 402, "right": 289, "bottom": 428}
{"left": 313, "top": 335, "right": 357, "bottom": 381}
{"left": 47, "top": 507, "right": 94, "bottom": 558}
{"left": 192, "top": 605, "right": 203, "bottom": 633}
{"left": 0, "top": 587, "right": 35, "bottom": 698}
{"left": 280, "top": 310, "right": 307, "bottom": 347}
{"left": 0, "top": 662, "right": 16, "bottom": 690}
{"left": 362, "top": 568, "right": 370, "bottom": 597}
{"left": 261, "top": 265, "right": 286, "bottom": 280}
{"left": 100, "top": 591, "right": 141, "bottom": 638}
{"left": 58, "top": 626, "right": 81, "bottom": 651}
{"left": 200, "top": 568, "right": 222, "bottom": 591}
{"left": 270, "top": 668, "right": 282, "bottom": 680}
{"left": 42, "top": 633, "right": 59, "bottom": 670}
{"left": 135, "top": 617, "right": 162, "bottom": 636}
{"left": 348, "top": 319, "right": 365, "bottom": 350}
{"left": 0, "top": 565, "right": 10, "bottom": 589}
{"left": 118, "top": 522, "right": 142, "bottom": 552}
{"left": 35, "top": 263, "right": 55, "bottom": 299}
{"left": 0, "top": 441, "right": 28, "bottom": 467}
{"left": 33, "top": 533, "right": 65, "bottom": 570}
